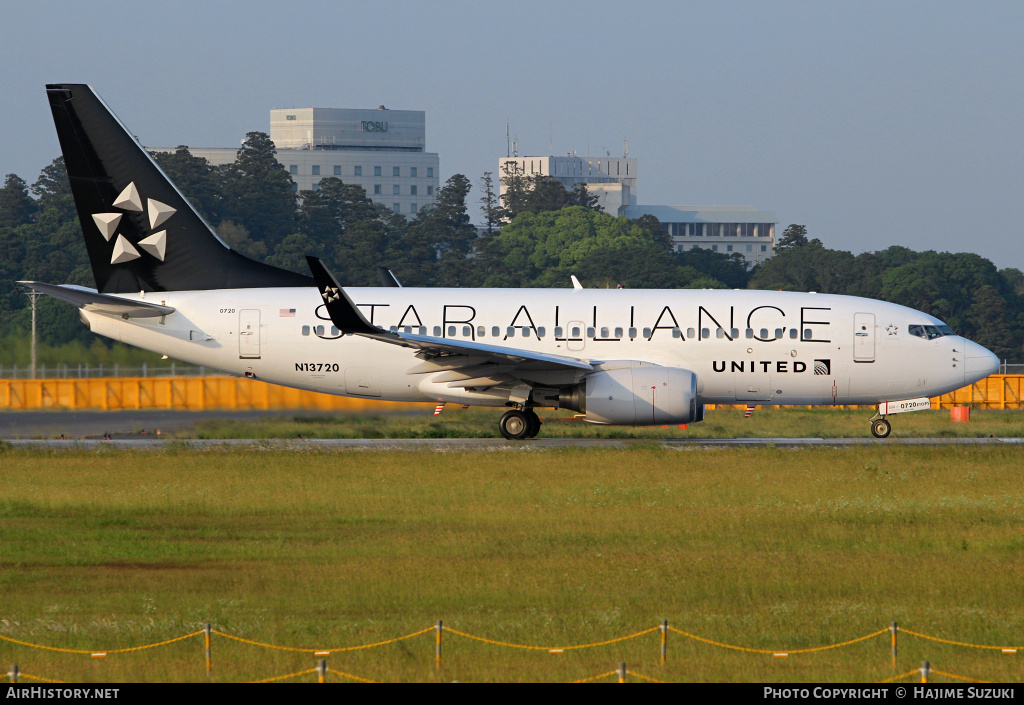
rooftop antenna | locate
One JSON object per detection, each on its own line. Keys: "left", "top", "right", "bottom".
{"left": 624, "top": 137, "right": 628, "bottom": 158}
{"left": 513, "top": 136, "right": 518, "bottom": 158}
{"left": 506, "top": 120, "right": 510, "bottom": 158}
{"left": 549, "top": 120, "right": 553, "bottom": 156}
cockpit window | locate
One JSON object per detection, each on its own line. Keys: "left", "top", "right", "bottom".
{"left": 908, "top": 324, "right": 955, "bottom": 340}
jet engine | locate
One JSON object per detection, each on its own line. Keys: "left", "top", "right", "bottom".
{"left": 558, "top": 365, "right": 703, "bottom": 426}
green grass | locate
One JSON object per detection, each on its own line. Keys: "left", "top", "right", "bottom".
{"left": 178, "top": 407, "right": 1024, "bottom": 440}
{"left": 1, "top": 445, "right": 1022, "bottom": 682}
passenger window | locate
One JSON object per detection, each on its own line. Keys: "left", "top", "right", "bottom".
{"left": 775, "top": 328, "right": 784, "bottom": 339}
{"left": 463, "top": 326, "right": 472, "bottom": 337}
{"left": 418, "top": 327, "right": 426, "bottom": 336}
{"left": 716, "top": 328, "right": 725, "bottom": 339}
{"left": 629, "top": 328, "right": 637, "bottom": 338}
{"left": 537, "top": 327, "right": 546, "bottom": 337}
{"left": 301, "top": 325, "right": 310, "bottom": 336}
{"left": 745, "top": 329, "right": 754, "bottom": 339}
{"left": 403, "top": 326, "right": 412, "bottom": 334}
{"left": 701, "top": 328, "right": 710, "bottom": 339}
{"left": 448, "top": 326, "right": 456, "bottom": 337}
{"left": 643, "top": 327, "right": 652, "bottom": 338}
{"left": 789, "top": 329, "right": 798, "bottom": 339}
{"left": 522, "top": 327, "right": 531, "bottom": 338}
{"left": 731, "top": 328, "right": 739, "bottom": 338}
{"left": 315, "top": 325, "right": 324, "bottom": 336}
{"left": 614, "top": 327, "right": 623, "bottom": 337}
{"left": 432, "top": 326, "right": 441, "bottom": 336}
{"left": 687, "top": 328, "right": 695, "bottom": 339}
{"left": 672, "top": 328, "right": 681, "bottom": 338}
{"left": 587, "top": 327, "right": 595, "bottom": 337}
{"left": 492, "top": 326, "right": 500, "bottom": 337}
{"left": 477, "top": 326, "right": 486, "bottom": 337}
{"left": 389, "top": 326, "right": 397, "bottom": 333}
{"left": 760, "top": 328, "right": 769, "bottom": 339}
{"left": 507, "top": 327, "right": 516, "bottom": 337}
{"left": 570, "top": 326, "right": 581, "bottom": 337}
{"left": 332, "top": 326, "right": 340, "bottom": 336}
{"left": 803, "top": 329, "right": 812, "bottom": 338}
{"left": 555, "top": 327, "right": 564, "bottom": 337}
{"left": 601, "top": 327, "right": 610, "bottom": 337}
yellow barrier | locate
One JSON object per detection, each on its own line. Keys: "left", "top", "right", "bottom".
{"left": 1, "top": 375, "right": 1020, "bottom": 412}
{"left": 0, "top": 376, "right": 430, "bottom": 412}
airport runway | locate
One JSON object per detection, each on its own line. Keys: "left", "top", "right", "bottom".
{"left": 4, "top": 437, "right": 1022, "bottom": 450}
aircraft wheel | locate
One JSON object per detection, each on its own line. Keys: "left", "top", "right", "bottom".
{"left": 871, "top": 418, "right": 891, "bottom": 438}
{"left": 499, "top": 410, "right": 531, "bottom": 440}
{"left": 524, "top": 409, "right": 541, "bottom": 439}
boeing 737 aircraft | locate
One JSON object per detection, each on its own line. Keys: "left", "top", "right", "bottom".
{"left": 22, "top": 84, "right": 1000, "bottom": 439}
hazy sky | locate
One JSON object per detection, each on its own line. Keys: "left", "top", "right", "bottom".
{"left": 2, "top": 1, "right": 1022, "bottom": 270}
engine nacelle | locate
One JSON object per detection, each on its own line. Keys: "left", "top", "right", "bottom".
{"left": 573, "top": 365, "right": 701, "bottom": 426}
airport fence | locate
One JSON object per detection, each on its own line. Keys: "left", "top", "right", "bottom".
{"left": 2, "top": 621, "right": 1018, "bottom": 683}
{"left": 0, "top": 364, "right": 205, "bottom": 380}
{"left": 0, "top": 375, "right": 1021, "bottom": 412}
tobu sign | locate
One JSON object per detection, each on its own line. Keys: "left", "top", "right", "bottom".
{"left": 361, "top": 121, "right": 389, "bottom": 133}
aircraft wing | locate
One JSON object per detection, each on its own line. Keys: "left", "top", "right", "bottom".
{"left": 18, "top": 281, "right": 175, "bottom": 319}
{"left": 305, "top": 257, "right": 593, "bottom": 387}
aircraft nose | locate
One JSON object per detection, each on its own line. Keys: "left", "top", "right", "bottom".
{"left": 963, "top": 339, "right": 999, "bottom": 382}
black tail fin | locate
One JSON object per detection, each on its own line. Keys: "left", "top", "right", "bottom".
{"left": 45, "top": 84, "right": 311, "bottom": 293}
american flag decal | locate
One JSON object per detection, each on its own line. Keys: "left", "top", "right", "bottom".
{"left": 279, "top": 308, "right": 296, "bottom": 317}
{"left": 433, "top": 402, "right": 445, "bottom": 416}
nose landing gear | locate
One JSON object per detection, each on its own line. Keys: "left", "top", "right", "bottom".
{"left": 869, "top": 416, "right": 891, "bottom": 438}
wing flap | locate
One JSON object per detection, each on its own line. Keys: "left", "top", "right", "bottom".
{"left": 19, "top": 281, "right": 175, "bottom": 318}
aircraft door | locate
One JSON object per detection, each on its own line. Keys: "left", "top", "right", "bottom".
{"left": 239, "top": 309, "right": 261, "bottom": 359}
{"left": 566, "top": 320, "right": 586, "bottom": 351}
{"left": 853, "top": 313, "right": 875, "bottom": 362}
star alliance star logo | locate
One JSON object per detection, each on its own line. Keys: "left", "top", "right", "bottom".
{"left": 321, "top": 286, "right": 340, "bottom": 303}
{"left": 92, "top": 181, "right": 176, "bottom": 265}
{"left": 886, "top": 324, "right": 898, "bottom": 336}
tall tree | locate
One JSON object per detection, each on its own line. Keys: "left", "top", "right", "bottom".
{"left": 478, "top": 171, "right": 501, "bottom": 235}
{"left": 0, "top": 174, "right": 36, "bottom": 228}
{"left": 150, "top": 146, "right": 222, "bottom": 224}
{"left": 220, "top": 132, "right": 297, "bottom": 250}
{"left": 775, "top": 224, "right": 816, "bottom": 251}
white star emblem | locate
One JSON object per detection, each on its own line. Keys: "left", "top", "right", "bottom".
{"left": 96, "top": 182, "right": 177, "bottom": 264}
{"left": 321, "top": 287, "right": 340, "bottom": 303}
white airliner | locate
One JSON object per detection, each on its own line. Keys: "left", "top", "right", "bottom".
{"left": 24, "top": 84, "right": 1000, "bottom": 439}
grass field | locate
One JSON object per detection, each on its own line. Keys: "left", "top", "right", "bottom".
{"left": 1, "top": 444, "right": 1022, "bottom": 683}
{"left": 179, "top": 407, "right": 1024, "bottom": 440}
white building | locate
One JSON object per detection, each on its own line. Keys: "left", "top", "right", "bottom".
{"left": 155, "top": 106, "right": 440, "bottom": 217}
{"left": 622, "top": 205, "right": 777, "bottom": 268}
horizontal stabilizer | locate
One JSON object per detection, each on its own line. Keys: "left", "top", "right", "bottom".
{"left": 19, "top": 281, "right": 175, "bottom": 318}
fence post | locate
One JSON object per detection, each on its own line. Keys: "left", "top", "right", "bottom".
{"left": 661, "top": 620, "right": 668, "bottom": 665}
{"left": 920, "top": 660, "right": 930, "bottom": 684}
{"left": 9, "top": 665, "right": 16, "bottom": 683}
{"left": 891, "top": 621, "right": 898, "bottom": 669}
{"left": 435, "top": 620, "right": 443, "bottom": 669}
{"left": 618, "top": 662, "right": 627, "bottom": 683}
{"left": 317, "top": 658, "right": 326, "bottom": 683}
{"left": 204, "top": 623, "right": 212, "bottom": 675}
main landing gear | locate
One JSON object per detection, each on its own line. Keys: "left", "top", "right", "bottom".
{"left": 869, "top": 415, "right": 891, "bottom": 439}
{"left": 499, "top": 408, "right": 541, "bottom": 440}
